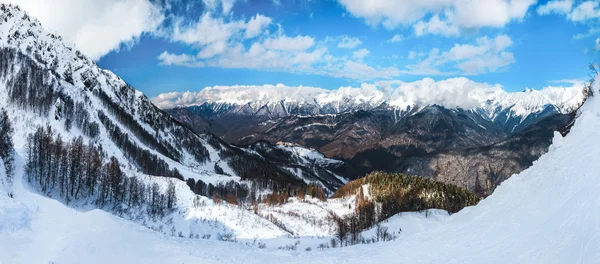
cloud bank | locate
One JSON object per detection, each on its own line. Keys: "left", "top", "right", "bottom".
{"left": 152, "top": 77, "right": 585, "bottom": 111}
{"left": 337, "top": 0, "right": 536, "bottom": 36}
{"left": 4, "top": 0, "right": 164, "bottom": 60}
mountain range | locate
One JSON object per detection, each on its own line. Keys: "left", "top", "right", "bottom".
{"left": 164, "top": 82, "right": 585, "bottom": 196}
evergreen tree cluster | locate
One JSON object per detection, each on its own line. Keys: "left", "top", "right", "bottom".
{"left": 95, "top": 82, "right": 211, "bottom": 165}
{"left": 56, "top": 94, "right": 100, "bottom": 138}
{"left": 331, "top": 171, "right": 480, "bottom": 235}
{"left": 25, "top": 125, "right": 176, "bottom": 216}
{"left": 1, "top": 48, "right": 54, "bottom": 115}
{"left": 185, "top": 176, "right": 327, "bottom": 206}
{"left": 94, "top": 87, "right": 181, "bottom": 161}
{"left": 185, "top": 178, "right": 252, "bottom": 204}
{"left": 0, "top": 108, "right": 14, "bottom": 181}
{"left": 97, "top": 110, "right": 183, "bottom": 180}
{"left": 221, "top": 148, "right": 307, "bottom": 192}
{"left": 0, "top": 46, "right": 210, "bottom": 169}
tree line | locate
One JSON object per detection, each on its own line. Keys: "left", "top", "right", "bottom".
{"left": 1, "top": 48, "right": 55, "bottom": 116}
{"left": 0, "top": 108, "right": 14, "bottom": 192}
{"left": 185, "top": 175, "right": 327, "bottom": 206}
{"left": 330, "top": 171, "right": 481, "bottom": 243}
{"left": 93, "top": 87, "right": 181, "bottom": 162}
{"left": 97, "top": 110, "right": 184, "bottom": 180}
{"left": 26, "top": 125, "right": 176, "bottom": 217}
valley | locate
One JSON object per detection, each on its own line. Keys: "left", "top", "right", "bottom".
{"left": 166, "top": 85, "right": 584, "bottom": 196}
{"left": 0, "top": 1, "right": 598, "bottom": 263}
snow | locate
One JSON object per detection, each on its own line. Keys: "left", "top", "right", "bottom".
{"left": 274, "top": 143, "right": 343, "bottom": 167}
{"left": 4, "top": 76, "right": 599, "bottom": 263}
{"left": 153, "top": 77, "right": 585, "bottom": 122}
{"left": 1, "top": 3, "right": 599, "bottom": 263}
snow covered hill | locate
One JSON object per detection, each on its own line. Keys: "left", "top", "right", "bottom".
{"left": 0, "top": 2, "right": 348, "bottom": 245}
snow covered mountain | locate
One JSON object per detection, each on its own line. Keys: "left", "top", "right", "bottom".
{"left": 166, "top": 82, "right": 584, "bottom": 195}
{"left": 0, "top": 3, "right": 347, "bottom": 211}
{"left": 155, "top": 79, "right": 584, "bottom": 125}
{"left": 161, "top": 73, "right": 585, "bottom": 196}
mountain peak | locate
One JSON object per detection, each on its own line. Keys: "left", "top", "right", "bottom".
{"left": 155, "top": 80, "right": 585, "bottom": 121}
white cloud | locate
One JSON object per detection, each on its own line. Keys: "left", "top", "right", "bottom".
{"left": 171, "top": 13, "right": 242, "bottom": 47}
{"left": 414, "top": 14, "right": 459, "bottom": 37}
{"left": 596, "top": 38, "right": 600, "bottom": 51}
{"left": 158, "top": 13, "right": 398, "bottom": 81}
{"left": 340, "top": 61, "right": 400, "bottom": 79}
{"left": 389, "top": 34, "right": 403, "bottom": 43}
{"left": 551, "top": 78, "right": 586, "bottom": 87}
{"left": 337, "top": 0, "right": 536, "bottom": 36}
{"left": 263, "top": 35, "right": 315, "bottom": 51}
{"left": 245, "top": 14, "right": 272, "bottom": 38}
{"left": 158, "top": 41, "right": 400, "bottom": 81}
{"left": 404, "top": 35, "right": 515, "bottom": 75}
{"left": 537, "top": 0, "right": 573, "bottom": 15}
{"left": 158, "top": 51, "right": 204, "bottom": 67}
{"left": 153, "top": 77, "right": 583, "bottom": 111}
{"left": 202, "top": 0, "right": 238, "bottom": 14}
{"left": 167, "top": 12, "right": 274, "bottom": 59}
{"left": 454, "top": 52, "right": 514, "bottom": 74}
{"left": 538, "top": 0, "right": 600, "bottom": 22}
{"left": 574, "top": 27, "right": 600, "bottom": 39}
{"left": 155, "top": 4, "right": 404, "bottom": 81}
{"left": 197, "top": 41, "right": 228, "bottom": 59}
{"left": 153, "top": 84, "right": 328, "bottom": 108}
{"left": 5, "top": 0, "right": 164, "bottom": 60}
{"left": 453, "top": 0, "right": 535, "bottom": 28}
{"left": 352, "top": 48, "right": 370, "bottom": 59}
{"left": 408, "top": 51, "right": 417, "bottom": 59}
{"left": 337, "top": 36, "right": 362, "bottom": 48}
{"left": 569, "top": 1, "right": 600, "bottom": 21}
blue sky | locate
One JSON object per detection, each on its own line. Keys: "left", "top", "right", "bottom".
{"left": 9, "top": 0, "right": 600, "bottom": 98}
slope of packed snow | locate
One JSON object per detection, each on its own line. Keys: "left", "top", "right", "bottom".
{"left": 0, "top": 155, "right": 446, "bottom": 263}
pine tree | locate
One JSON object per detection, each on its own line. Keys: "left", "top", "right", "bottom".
{"left": 0, "top": 108, "right": 14, "bottom": 181}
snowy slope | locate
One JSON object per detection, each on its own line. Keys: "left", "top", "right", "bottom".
{"left": 0, "top": 3, "right": 350, "bottom": 244}
{"left": 2, "top": 72, "right": 597, "bottom": 264}
{"left": 1, "top": 3, "right": 599, "bottom": 263}
{"left": 3, "top": 75, "right": 597, "bottom": 263}
{"left": 0, "top": 3, "right": 344, "bottom": 192}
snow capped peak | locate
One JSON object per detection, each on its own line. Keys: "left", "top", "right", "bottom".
{"left": 0, "top": 3, "right": 134, "bottom": 104}
{"left": 153, "top": 77, "right": 586, "bottom": 119}
{"left": 199, "top": 84, "right": 328, "bottom": 105}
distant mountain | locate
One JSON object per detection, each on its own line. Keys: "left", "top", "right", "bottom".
{"left": 164, "top": 83, "right": 585, "bottom": 196}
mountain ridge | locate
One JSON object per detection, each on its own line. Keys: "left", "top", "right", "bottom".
{"left": 154, "top": 80, "right": 585, "bottom": 123}
{"left": 0, "top": 3, "right": 345, "bottom": 198}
